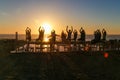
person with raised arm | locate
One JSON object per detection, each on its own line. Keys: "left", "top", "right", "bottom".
{"left": 41, "top": 27, "right": 45, "bottom": 42}
{"left": 61, "top": 30, "right": 67, "bottom": 42}
{"left": 37, "top": 26, "right": 41, "bottom": 40}
{"left": 25, "top": 27, "right": 31, "bottom": 51}
{"left": 37, "top": 26, "right": 45, "bottom": 42}
{"left": 97, "top": 29, "right": 101, "bottom": 42}
{"left": 91, "top": 29, "right": 102, "bottom": 44}
{"left": 25, "top": 27, "right": 31, "bottom": 41}
{"left": 66, "top": 26, "right": 73, "bottom": 41}
{"left": 78, "top": 27, "right": 86, "bottom": 42}
{"left": 102, "top": 28, "right": 107, "bottom": 41}
{"left": 73, "top": 29, "right": 78, "bottom": 42}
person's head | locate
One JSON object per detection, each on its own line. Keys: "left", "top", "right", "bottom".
{"left": 96, "top": 29, "right": 99, "bottom": 32}
{"left": 39, "top": 26, "right": 41, "bottom": 28}
{"left": 82, "top": 29, "right": 85, "bottom": 32}
{"left": 103, "top": 28, "right": 105, "bottom": 31}
{"left": 26, "top": 27, "right": 29, "bottom": 30}
{"left": 51, "top": 29, "right": 55, "bottom": 34}
{"left": 69, "top": 30, "right": 71, "bottom": 32}
{"left": 74, "top": 29, "right": 77, "bottom": 32}
{"left": 81, "top": 27, "right": 83, "bottom": 30}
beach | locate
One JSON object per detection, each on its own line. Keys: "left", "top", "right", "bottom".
{"left": 0, "top": 39, "right": 120, "bottom": 80}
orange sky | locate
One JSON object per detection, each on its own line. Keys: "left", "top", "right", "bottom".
{"left": 0, "top": 0, "right": 120, "bottom": 35}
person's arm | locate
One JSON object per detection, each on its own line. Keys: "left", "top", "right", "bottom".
{"left": 38, "top": 26, "right": 41, "bottom": 31}
{"left": 25, "top": 29, "right": 27, "bottom": 32}
{"left": 71, "top": 26, "right": 73, "bottom": 32}
{"left": 102, "top": 30, "right": 103, "bottom": 34}
{"left": 80, "top": 27, "right": 83, "bottom": 32}
{"left": 102, "top": 29, "right": 105, "bottom": 34}
{"left": 66, "top": 26, "right": 68, "bottom": 32}
{"left": 83, "top": 30, "right": 85, "bottom": 34}
{"left": 27, "top": 27, "right": 31, "bottom": 32}
{"left": 27, "top": 27, "right": 29, "bottom": 31}
{"left": 43, "top": 27, "right": 45, "bottom": 32}
{"left": 56, "top": 34, "right": 60, "bottom": 37}
{"left": 29, "top": 29, "right": 31, "bottom": 32}
{"left": 48, "top": 35, "right": 51, "bottom": 38}
{"left": 25, "top": 27, "right": 28, "bottom": 32}
{"left": 80, "top": 28, "right": 82, "bottom": 32}
{"left": 104, "top": 29, "right": 107, "bottom": 35}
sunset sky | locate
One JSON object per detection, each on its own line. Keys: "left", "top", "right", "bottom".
{"left": 0, "top": 0, "right": 120, "bottom": 34}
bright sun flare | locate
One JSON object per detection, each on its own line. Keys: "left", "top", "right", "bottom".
{"left": 44, "top": 37, "right": 49, "bottom": 42}
{"left": 42, "top": 23, "right": 52, "bottom": 34}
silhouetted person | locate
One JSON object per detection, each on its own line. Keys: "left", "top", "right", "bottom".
{"left": 78, "top": 27, "right": 86, "bottom": 42}
{"left": 61, "top": 30, "right": 67, "bottom": 42}
{"left": 25, "top": 27, "right": 31, "bottom": 51}
{"left": 48, "top": 30, "right": 59, "bottom": 51}
{"left": 73, "top": 29, "right": 78, "bottom": 41}
{"left": 91, "top": 29, "right": 101, "bottom": 44}
{"left": 92, "top": 30, "right": 97, "bottom": 44}
{"left": 49, "top": 30, "right": 56, "bottom": 43}
{"left": 102, "top": 28, "right": 107, "bottom": 41}
{"left": 37, "top": 26, "right": 45, "bottom": 42}
{"left": 66, "top": 26, "right": 73, "bottom": 41}
{"left": 25, "top": 27, "right": 31, "bottom": 41}
{"left": 97, "top": 29, "right": 101, "bottom": 41}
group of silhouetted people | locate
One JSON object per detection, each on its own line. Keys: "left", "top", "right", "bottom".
{"left": 60, "top": 26, "right": 86, "bottom": 43}
{"left": 25, "top": 26, "right": 107, "bottom": 44}
{"left": 91, "top": 28, "right": 107, "bottom": 44}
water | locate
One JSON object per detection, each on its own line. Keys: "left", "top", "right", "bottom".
{"left": 0, "top": 34, "right": 120, "bottom": 41}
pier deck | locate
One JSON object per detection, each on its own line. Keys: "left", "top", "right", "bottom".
{"left": 11, "top": 40, "right": 120, "bottom": 53}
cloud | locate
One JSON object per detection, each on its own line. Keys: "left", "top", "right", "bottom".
{"left": 0, "top": 10, "right": 9, "bottom": 16}
{"left": 16, "top": 8, "right": 22, "bottom": 14}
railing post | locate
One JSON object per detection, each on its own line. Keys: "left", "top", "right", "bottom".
{"left": 15, "top": 32, "right": 18, "bottom": 41}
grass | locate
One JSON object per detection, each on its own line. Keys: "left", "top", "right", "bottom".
{"left": 0, "top": 39, "right": 120, "bottom": 80}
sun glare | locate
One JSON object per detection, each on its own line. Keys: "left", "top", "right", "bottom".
{"left": 44, "top": 37, "right": 49, "bottom": 42}
{"left": 42, "top": 23, "right": 52, "bottom": 34}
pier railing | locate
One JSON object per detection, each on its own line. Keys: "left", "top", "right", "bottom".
{"left": 11, "top": 39, "right": 120, "bottom": 53}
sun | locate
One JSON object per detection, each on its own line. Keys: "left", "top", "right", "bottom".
{"left": 42, "top": 23, "right": 52, "bottom": 34}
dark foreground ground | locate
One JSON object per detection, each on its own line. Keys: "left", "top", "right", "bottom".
{"left": 0, "top": 40, "right": 120, "bottom": 80}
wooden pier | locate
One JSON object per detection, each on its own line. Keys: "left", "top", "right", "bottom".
{"left": 11, "top": 39, "right": 120, "bottom": 53}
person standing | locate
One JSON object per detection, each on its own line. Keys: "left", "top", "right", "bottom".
{"left": 78, "top": 27, "right": 86, "bottom": 42}
{"left": 48, "top": 30, "right": 59, "bottom": 51}
{"left": 25, "top": 27, "right": 31, "bottom": 41}
{"left": 61, "top": 30, "right": 67, "bottom": 42}
{"left": 73, "top": 29, "right": 78, "bottom": 41}
{"left": 37, "top": 26, "right": 45, "bottom": 42}
{"left": 66, "top": 26, "right": 73, "bottom": 41}
{"left": 102, "top": 28, "right": 107, "bottom": 41}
